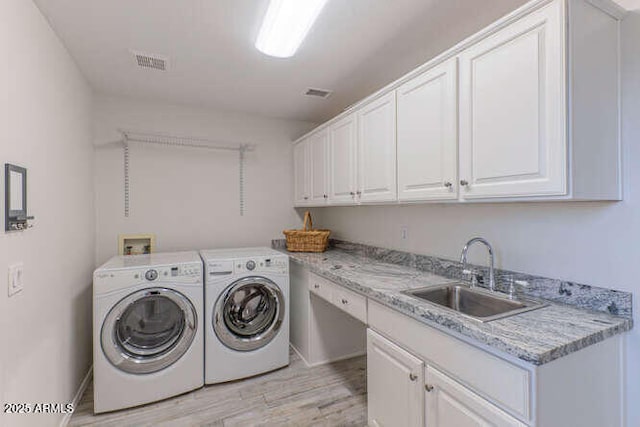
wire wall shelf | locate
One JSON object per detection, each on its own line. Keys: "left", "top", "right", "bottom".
{"left": 118, "top": 130, "right": 255, "bottom": 218}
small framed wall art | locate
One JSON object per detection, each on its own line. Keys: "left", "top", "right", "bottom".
{"left": 5, "top": 163, "right": 34, "bottom": 231}
{"left": 118, "top": 233, "right": 156, "bottom": 256}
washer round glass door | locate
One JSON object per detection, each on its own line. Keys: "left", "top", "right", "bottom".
{"left": 101, "top": 287, "right": 198, "bottom": 374}
{"left": 213, "top": 276, "right": 284, "bottom": 351}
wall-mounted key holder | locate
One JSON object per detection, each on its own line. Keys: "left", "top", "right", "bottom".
{"left": 5, "top": 164, "right": 34, "bottom": 232}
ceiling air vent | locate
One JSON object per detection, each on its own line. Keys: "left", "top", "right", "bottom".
{"left": 131, "top": 50, "right": 169, "bottom": 71}
{"left": 305, "top": 88, "right": 332, "bottom": 99}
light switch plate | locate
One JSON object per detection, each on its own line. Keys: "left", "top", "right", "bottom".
{"left": 8, "top": 263, "right": 24, "bottom": 296}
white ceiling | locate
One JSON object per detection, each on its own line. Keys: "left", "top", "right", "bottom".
{"left": 34, "top": 0, "right": 541, "bottom": 122}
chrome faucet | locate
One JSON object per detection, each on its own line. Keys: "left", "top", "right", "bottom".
{"left": 460, "top": 237, "right": 496, "bottom": 292}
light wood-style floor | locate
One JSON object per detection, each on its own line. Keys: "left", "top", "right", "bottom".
{"left": 70, "top": 349, "right": 367, "bottom": 426}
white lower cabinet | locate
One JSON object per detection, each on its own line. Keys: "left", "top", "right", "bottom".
{"left": 425, "top": 366, "right": 526, "bottom": 427}
{"left": 367, "top": 330, "right": 424, "bottom": 427}
{"left": 367, "top": 329, "right": 521, "bottom": 427}
{"left": 367, "top": 300, "right": 624, "bottom": 427}
{"left": 291, "top": 267, "right": 625, "bottom": 427}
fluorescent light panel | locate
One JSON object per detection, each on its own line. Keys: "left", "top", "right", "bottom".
{"left": 255, "top": 0, "right": 328, "bottom": 58}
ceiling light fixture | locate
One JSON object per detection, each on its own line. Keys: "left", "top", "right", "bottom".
{"left": 255, "top": 0, "right": 329, "bottom": 58}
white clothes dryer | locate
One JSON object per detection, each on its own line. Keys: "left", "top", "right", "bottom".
{"left": 200, "top": 247, "right": 289, "bottom": 384}
{"left": 93, "top": 252, "right": 204, "bottom": 413}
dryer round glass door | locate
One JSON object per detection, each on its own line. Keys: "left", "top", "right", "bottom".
{"left": 101, "top": 287, "right": 198, "bottom": 374}
{"left": 213, "top": 276, "right": 284, "bottom": 352}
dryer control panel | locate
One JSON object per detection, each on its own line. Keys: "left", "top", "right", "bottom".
{"left": 207, "top": 256, "right": 288, "bottom": 276}
{"left": 235, "top": 256, "right": 288, "bottom": 274}
{"left": 206, "top": 255, "right": 289, "bottom": 279}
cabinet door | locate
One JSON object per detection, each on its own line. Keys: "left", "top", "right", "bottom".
{"left": 310, "top": 130, "right": 328, "bottom": 204}
{"left": 397, "top": 58, "right": 458, "bottom": 201}
{"left": 367, "top": 329, "right": 424, "bottom": 427}
{"left": 458, "top": 0, "right": 566, "bottom": 199}
{"left": 328, "top": 113, "right": 357, "bottom": 204}
{"left": 425, "top": 366, "right": 526, "bottom": 427}
{"left": 358, "top": 92, "right": 397, "bottom": 203}
{"left": 293, "top": 140, "right": 310, "bottom": 206}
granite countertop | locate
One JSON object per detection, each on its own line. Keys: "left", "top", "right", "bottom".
{"left": 283, "top": 248, "right": 632, "bottom": 366}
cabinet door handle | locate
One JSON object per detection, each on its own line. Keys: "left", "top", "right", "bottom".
{"left": 349, "top": 191, "right": 355, "bottom": 196}
{"left": 356, "top": 191, "right": 361, "bottom": 196}
{"left": 323, "top": 194, "right": 328, "bottom": 199}
{"left": 425, "top": 384, "right": 434, "bottom": 392}
{"left": 444, "top": 181, "right": 453, "bottom": 188}
{"left": 460, "top": 180, "right": 469, "bottom": 187}
{"left": 304, "top": 196, "right": 309, "bottom": 200}
{"left": 314, "top": 284, "right": 320, "bottom": 289}
{"left": 341, "top": 298, "right": 348, "bottom": 305}
{"left": 409, "top": 373, "right": 418, "bottom": 381}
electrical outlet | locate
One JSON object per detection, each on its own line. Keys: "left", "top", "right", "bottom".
{"left": 8, "top": 263, "right": 24, "bottom": 297}
{"left": 400, "top": 226, "right": 408, "bottom": 240}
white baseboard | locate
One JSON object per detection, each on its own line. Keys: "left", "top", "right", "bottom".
{"left": 290, "top": 344, "right": 366, "bottom": 368}
{"left": 290, "top": 344, "right": 313, "bottom": 367}
{"left": 306, "top": 350, "right": 367, "bottom": 368}
{"left": 59, "top": 365, "right": 92, "bottom": 427}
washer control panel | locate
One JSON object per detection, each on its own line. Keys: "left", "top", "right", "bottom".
{"left": 94, "top": 262, "right": 203, "bottom": 295}
{"left": 129, "top": 264, "right": 201, "bottom": 281}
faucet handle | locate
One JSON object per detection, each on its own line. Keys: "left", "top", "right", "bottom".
{"left": 462, "top": 269, "right": 479, "bottom": 287}
{"left": 508, "top": 279, "right": 529, "bottom": 299}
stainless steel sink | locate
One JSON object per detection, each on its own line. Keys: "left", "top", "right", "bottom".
{"left": 402, "top": 283, "right": 547, "bottom": 322}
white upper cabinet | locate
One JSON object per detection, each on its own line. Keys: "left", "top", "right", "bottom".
{"left": 397, "top": 57, "right": 458, "bottom": 201}
{"left": 457, "top": 0, "right": 621, "bottom": 201}
{"left": 293, "top": 0, "right": 622, "bottom": 206}
{"left": 458, "top": 0, "right": 565, "bottom": 199}
{"left": 310, "top": 130, "right": 329, "bottom": 204}
{"left": 328, "top": 113, "right": 358, "bottom": 204}
{"left": 357, "top": 92, "right": 397, "bottom": 203}
{"left": 294, "top": 130, "right": 329, "bottom": 207}
{"left": 293, "top": 139, "right": 310, "bottom": 206}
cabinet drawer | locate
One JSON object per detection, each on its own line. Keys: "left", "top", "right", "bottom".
{"left": 308, "top": 273, "right": 333, "bottom": 302}
{"left": 332, "top": 286, "right": 367, "bottom": 323}
{"left": 368, "top": 301, "right": 531, "bottom": 422}
{"left": 309, "top": 273, "right": 367, "bottom": 324}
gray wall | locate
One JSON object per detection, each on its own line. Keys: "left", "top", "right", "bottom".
{"left": 93, "top": 96, "right": 314, "bottom": 265}
{"left": 0, "top": 1, "right": 95, "bottom": 426}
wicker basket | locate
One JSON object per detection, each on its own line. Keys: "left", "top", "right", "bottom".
{"left": 283, "top": 211, "right": 330, "bottom": 252}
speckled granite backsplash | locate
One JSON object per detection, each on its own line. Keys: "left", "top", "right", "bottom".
{"left": 272, "top": 238, "right": 632, "bottom": 318}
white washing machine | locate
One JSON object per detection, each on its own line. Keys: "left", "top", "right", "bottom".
{"left": 200, "top": 247, "right": 289, "bottom": 384}
{"left": 93, "top": 251, "right": 204, "bottom": 413}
